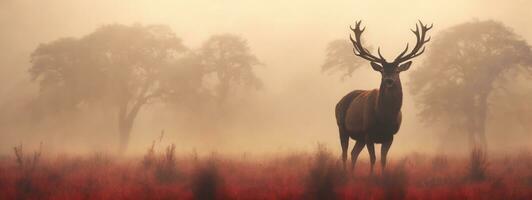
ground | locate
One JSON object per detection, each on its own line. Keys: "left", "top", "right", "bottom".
{"left": 0, "top": 145, "right": 531, "bottom": 200}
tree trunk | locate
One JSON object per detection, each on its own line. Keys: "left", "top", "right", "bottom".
{"left": 117, "top": 104, "right": 132, "bottom": 154}
{"left": 118, "top": 118, "right": 133, "bottom": 154}
{"left": 117, "top": 99, "right": 145, "bottom": 154}
{"left": 466, "top": 120, "right": 478, "bottom": 149}
{"left": 465, "top": 93, "right": 489, "bottom": 152}
{"left": 465, "top": 97, "right": 479, "bottom": 149}
{"left": 217, "top": 77, "right": 230, "bottom": 105}
{"left": 477, "top": 94, "right": 489, "bottom": 151}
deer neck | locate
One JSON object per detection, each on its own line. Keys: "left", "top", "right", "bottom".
{"left": 377, "top": 78, "right": 403, "bottom": 122}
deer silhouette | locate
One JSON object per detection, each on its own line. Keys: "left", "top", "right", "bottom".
{"left": 336, "top": 21, "right": 432, "bottom": 174}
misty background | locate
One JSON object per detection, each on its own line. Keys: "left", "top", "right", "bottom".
{"left": 0, "top": 0, "right": 530, "bottom": 156}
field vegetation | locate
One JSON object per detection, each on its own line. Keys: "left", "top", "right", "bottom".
{"left": 1, "top": 145, "right": 531, "bottom": 200}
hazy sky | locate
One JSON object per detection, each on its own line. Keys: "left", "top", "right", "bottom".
{"left": 0, "top": 0, "right": 530, "bottom": 156}
{"left": 2, "top": 0, "right": 531, "bottom": 86}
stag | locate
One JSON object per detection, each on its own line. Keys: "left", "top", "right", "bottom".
{"left": 336, "top": 21, "right": 432, "bottom": 174}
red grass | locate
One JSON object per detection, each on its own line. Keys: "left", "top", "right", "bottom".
{"left": 1, "top": 147, "right": 532, "bottom": 200}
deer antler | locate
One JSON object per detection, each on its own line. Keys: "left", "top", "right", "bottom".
{"left": 394, "top": 20, "right": 433, "bottom": 64}
{"left": 350, "top": 21, "right": 387, "bottom": 63}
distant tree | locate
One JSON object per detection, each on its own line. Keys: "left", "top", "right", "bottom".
{"left": 488, "top": 68, "right": 532, "bottom": 131}
{"left": 197, "top": 34, "right": 262, "bottom": 104}
{"left": 30, "top": 24, "right": 188, "bottom": 153}
{"left": 159, "top": 52, "right": 210, "bottom": 109}
{"left": 409, "top": 20, "right": 532, "bottom": 150}
{"left": 321, "top": 39, "right": 369, "bottom": 79}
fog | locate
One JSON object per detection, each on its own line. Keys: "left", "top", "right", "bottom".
{"left": 0, "top": 0, "right": 531, "bottom": 156}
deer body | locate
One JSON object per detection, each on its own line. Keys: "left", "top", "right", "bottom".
{"left": 336, "top": 21, "right": 432, "bottom": 174}
{"left": 343, "top": 87, "right": 402, "bottom": 143}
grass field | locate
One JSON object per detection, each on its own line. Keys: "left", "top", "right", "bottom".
{"left": 1, "top": 144, "right": 531, "bottom": 200}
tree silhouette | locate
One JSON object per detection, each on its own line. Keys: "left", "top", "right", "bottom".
{"left": 30, "top": 24, "right": 188, "bottom": 153}
{"left": 160, "top": 52, "right": 210, "bottom": 109}
{"left": 197, "top": 34, "right": 262, "bottom": 104}
{"left": 321, "top": 39, "right": 369, "bottom": 79}
{"left": 409, "top": 20, "right": 532, "bottom": 150}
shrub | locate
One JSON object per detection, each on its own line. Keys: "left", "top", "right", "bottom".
{"left": 13, "top": 143, "right": 43, "bottom": 199}
{"left": 154, "top": 144, "right": 180, "bottom": 183}
{"left": 468, "top": 147, "right": 488, "bottom": 181}
{"left": 13, "top": 143, "right": 42, "bottom": 171}
{"left": 381, "top": 159, "right": 409, "bottom": 200}
{"left": 142, "top": 141, "right": 157, "bottom": 169}
{"left": 142, "top": 142, "right": 181, "bottom": 184}
{"left": 431, "top": 154, "right": 449, "bottom": 171}
{"left": 304, "top": 144, "right": 344, "bottom": 200}
{"left": 191, "top": 159, "right": 225, "bottom": 200}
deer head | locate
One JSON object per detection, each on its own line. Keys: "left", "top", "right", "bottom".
{"left": 350, "top": 20, "right": 432, "bottom": 88}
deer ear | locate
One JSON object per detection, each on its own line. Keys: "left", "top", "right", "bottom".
{"left": 370, "top": 62, "right": 383, "bottom": 72}
{"left": 397, "top": 61, "right": 412, "bottom": 71}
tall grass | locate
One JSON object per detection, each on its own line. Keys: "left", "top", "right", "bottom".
{"left": 13, "top": 143, "right": 42, "bottom": 171}
{"left": 12, "top": 143, "right": 43, "bottom": 199}
{"left": 468, "top": 147, "right": 488, "bottom": 181}
{"left": 191, "top": 158, "right": 225, "bottom": 200}
{"left": 431, "top": 154, "right": 449, "bottom": 172}
{"left": 1, "top": 145, "right": 532, "bottom": 199}
{"left": 304, "top": 144, "right": 344, "bottom": 200}
{"left": 381, "top": 160, "right": 409, "bottom": 200}
{"left": 142, "top": 142, "right": 180, "bottom": 183}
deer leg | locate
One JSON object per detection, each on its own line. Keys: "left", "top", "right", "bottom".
{"left": 351, "top": 140, "right": 365, "bottom": 171}
{"left": 367, "top": 142, "right": 376, "bottom": 175}
{"left": 339, "top": 129, "right": 349, "bottom": 170}
{"left": 381, "top": 139, "right": 393, "bottom": 174}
